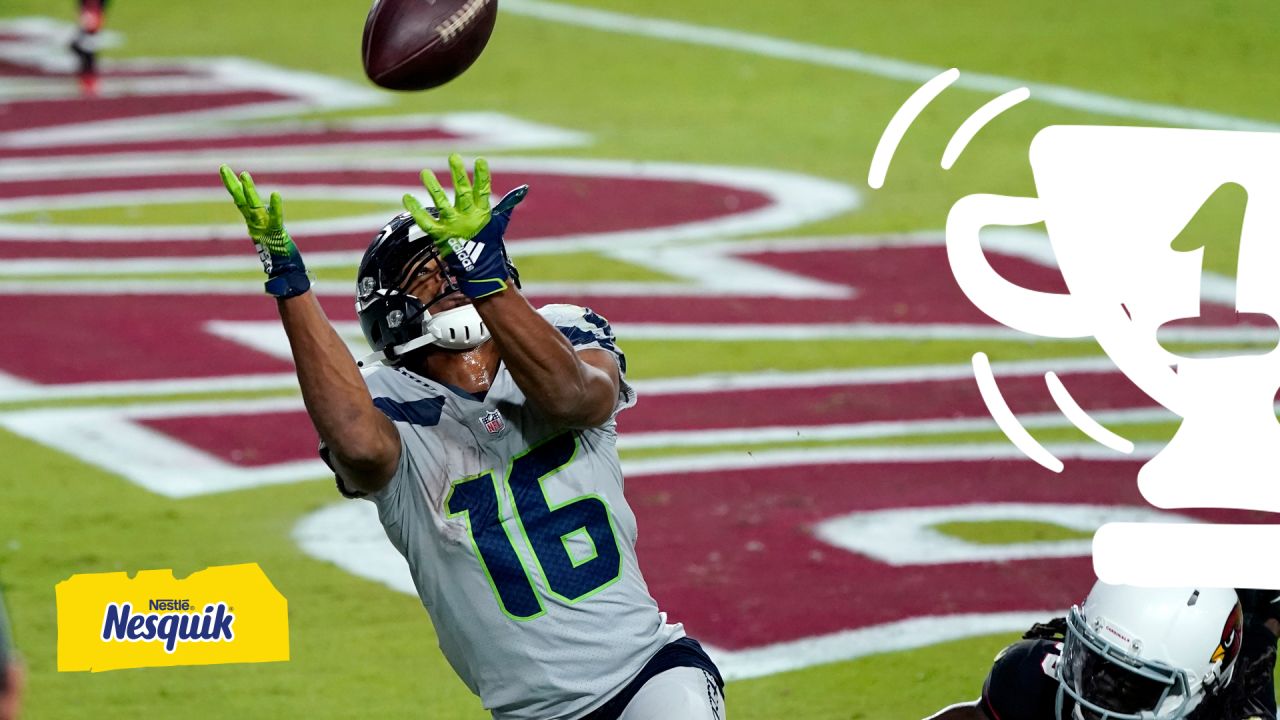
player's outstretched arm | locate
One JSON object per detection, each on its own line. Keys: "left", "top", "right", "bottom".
{"left": 403, "top": 155, "right": 620, "bottom": 427}
{"left": 220, "top": 165, "right": 400, "bottom": 492}
{"left": 476, "top": 292, "right": 621, "bottom": 427}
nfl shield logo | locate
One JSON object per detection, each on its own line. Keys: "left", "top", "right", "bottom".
{"left": 480, "top": 410, "right": 505, "bottom": 435}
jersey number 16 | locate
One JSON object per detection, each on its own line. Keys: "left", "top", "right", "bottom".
{"left": 445, "top": 431, "right": 623, "bottom": 621}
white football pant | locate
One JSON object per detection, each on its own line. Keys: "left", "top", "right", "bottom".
{"left": 618, "top": 667, "right": 725, "bottom": 720}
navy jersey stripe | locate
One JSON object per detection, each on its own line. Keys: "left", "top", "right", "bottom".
{"left": 372, "top": 396, "right": 445, "bottom": 426}
{"left": 557, "top": 326, "right": 627, "bottom": 374}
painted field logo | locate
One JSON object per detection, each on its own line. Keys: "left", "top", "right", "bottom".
{"left": 56, "top": 563, "right": 288, "bottom": 672}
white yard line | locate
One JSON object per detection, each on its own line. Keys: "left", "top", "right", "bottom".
{"left": 0, "top": 354, "right": 1120, "bottom": 404}
{"left": 620, "top": 442, "right": 1162, "bottom": 479}
{"left": 0, "top": 157, "right": 858, "bottom": 253}
{"left": 501, "top": 0, "right": 1280, "bottom": 131}
{"left": 0, "top": 373, "right": 297, "bottom": 404}
{"left": 707, "top": 611, "right": 1061, "bottom": 680}
{"left": 293, "top": 497, "right": 1063, "bottom": 680}
{"left": 617, "top": 406, "right": 1176, "bottom": 451}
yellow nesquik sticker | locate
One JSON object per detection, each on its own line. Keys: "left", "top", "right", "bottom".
{"left": 56, "top": 563, "right": 288, "bottom": 672}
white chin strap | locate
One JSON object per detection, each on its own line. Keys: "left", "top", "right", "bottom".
{"left": 357, "top": 305, "right": 490, "bottom": 368}
{"left": 421, "top": 304, "right": 490, "bottom": 350}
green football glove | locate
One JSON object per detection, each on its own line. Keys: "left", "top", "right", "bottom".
{"left": 402, "top": 154, "right": 525, "bottom": 300}
{"left": 219, "top": 164, "right": 311, "bottom": 299}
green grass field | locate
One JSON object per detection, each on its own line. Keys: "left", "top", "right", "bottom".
{"left": 3, "top": 1, "right": 1279, "bottom": 717}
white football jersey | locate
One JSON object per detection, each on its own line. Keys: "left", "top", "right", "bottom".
{"left": 348, "top": 304, "right": 684, "bottom": 720}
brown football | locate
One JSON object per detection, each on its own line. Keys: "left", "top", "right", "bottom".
{"left": 362, "top": 0, "right": 498, "bottom": 91}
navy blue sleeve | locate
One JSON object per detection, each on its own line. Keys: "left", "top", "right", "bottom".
{"left": 981, "top": 639, "right": 1064, "bottom": 720}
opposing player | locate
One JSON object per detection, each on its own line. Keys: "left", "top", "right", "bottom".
{"left": 927, "top": 582, "right": 1278, "bottom": 720}
{"left": 69, "top": 0, "right": 108, "bottom": 95}
{"left": 219, "top": 155, "right": 725, "bottom": 720}
{"left": 0, "top": 587, "right": 22, "bottom": 720}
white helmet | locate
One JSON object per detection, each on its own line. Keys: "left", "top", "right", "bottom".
{"left": 1055, "top": 582, "right": 1243, "bottom": 720}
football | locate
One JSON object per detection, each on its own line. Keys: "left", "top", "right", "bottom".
{"left": 362, "top": 0, "right": 498, "bottom": 91}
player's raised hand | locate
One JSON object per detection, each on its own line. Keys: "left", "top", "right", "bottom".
{"left": 402, "top": 154, "right": 528, "bottom": 300}
{"left": 219, "top": 164, "right": 311, "bottom": 299}
{"left": 402, "top": 153, "right": 492, "bottom": 244}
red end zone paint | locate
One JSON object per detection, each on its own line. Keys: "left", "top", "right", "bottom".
{"left": 0, "top": 92, "right": 292, "bottom": 134}
{"left": 627, "top": 459, "right": 1269, "bottom": 649}
{"left": 0, "top": 127, "right": 465, "bottom": 160}
{"left": 0, "top": 170, "right": 769, "bottom": 259}
{"left": 136, "top": 369, "right": 1153, "bottom": 470}
{"left": 141, "top": 411, "right": 317, "bottom": 467}
{"left": 0, "top": 293, "right": 296, "bottom": 383}
{"left": 0, "top": 245, "right": 1251, "bottom": 383}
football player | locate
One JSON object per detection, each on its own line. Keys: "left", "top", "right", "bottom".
{"left": 927, "top": 582, "right": 1279, "bottom": 720}
{"left": 69, "top": 0, "right": 108, "bottom": 95}
{"left": 0, "top": 588, "right": 21, "bottom": 720}
{"left": 219, "top": 156, "right": 726, "bottom": 720}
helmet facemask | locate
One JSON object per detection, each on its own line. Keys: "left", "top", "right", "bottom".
{"left": 354, "top": 211, "right": 519, "bottom": 367}
{"left": 1055, "top": 607, "right": 1196, "bottom": 720}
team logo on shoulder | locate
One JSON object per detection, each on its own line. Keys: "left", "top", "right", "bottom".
{"left": 480, "top": 409, "right": 505, "bottom": 435}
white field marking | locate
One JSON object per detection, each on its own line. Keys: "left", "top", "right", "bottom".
{"left": 601, "top": 243, "right": 853, "bottom": 299}
{"left": 0, "top": 76, "right": 230, "bottom": 102}
{"left": 2, "top": 307, "right": 1270, "bottom": 349}
{"left": 0, "top": 370, "right": 37, "bottom": 395}
{"left": 706, "top": 612, "right": 1062, "bottom": 681}
{"left": 500, "top": 0, "right": 1280, "bottom": 133}
{"left": 619, "top": 323, "right": 1278, "bottom": 344}
{"left": 617, "top": 406, "right": 1180, "bottom": 451}
{"left": 0, "top": 370, "right": 1182, "bottom": 452}
{"left": 204, "top": 324, "right": 1128, "bottom": 392}
{"left": 972, "top": 352, "right": 1063, "bottom": 473}
{"left": 813, "top": 503, "right": 1192, "bottom": 567}
{"left": 1045, "top": 371, "right": 1135, "bottom": 454}
{"left": 619, "top": 442, "right": 1161, "bottom": 480}
{"left": 5, "top": 112, "right": 589, "bottom": 169}
{"left": 0, "top": 404, "right": 329, "bottom": 497}
{"left": 292, "top": 499, "right": 1059, "bottom": 679}
{"left": 0, "top": 253, "right": 320, "bottom": 277}
{"left": 868, "top": 68, "right": 958, "bottom": 189}
{"left": 0, "top": 341, "right": 1126, "bottom": 404}
{"left": 204, "top": 321, "right": 367, "bottom": 365}
{"left": 941, "top": 87, "right": 1031, "bottom": 170}
{"left": 0, "top": 156, "right": 858, "bottom": 251}
{"left": 0, "top": 18, "right": 124, "bottom": 77}
{"left": 23, "top": 111, "right": 586, "bottom": 148}
{"left": 0, "top": 379, "right": 1160, "bottom": 496}
{"left": 0, "top": 34, "right": 388, "bottom": 148}
{"left": 0, "top": 86, "right": 381, "bottom": 151}
{"left": 0, "top": 186, "right": 405, "bottom": 241}
{"left": 0, "top": 373, "right": 298, "bottom": 404}
{"left": 0, "top": 272, "right": 838, "bottom": 302}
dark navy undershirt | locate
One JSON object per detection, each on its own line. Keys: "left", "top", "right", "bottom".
{"left": 581, "top": 637, "right": 724, "bottom": 720}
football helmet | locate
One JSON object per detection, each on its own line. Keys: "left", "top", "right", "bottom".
{"left": 1055, "top": 582, "right": 1243, "bottom": 720}
{"left": 354, "top": 198, "right": 521, "bottom": 367}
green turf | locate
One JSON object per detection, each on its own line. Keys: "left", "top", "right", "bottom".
{"left": 731, "top": 632, "right": 1013, "bottom": 719}
{"left": 623, "top": 338, "right": 1096, "bottom": 378}
{"left": 623, "top": 338, "right": 1274, "bottom": 378}
{"left": 0, "top": 200, "right": 395, "bottom": 226}
{"left": 934, "top": 520, "right": 1094, "bottom": 545}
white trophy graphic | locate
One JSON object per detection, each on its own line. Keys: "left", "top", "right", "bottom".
{"left": 945, "top": 124, "right": 1280, "bottom": 587}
